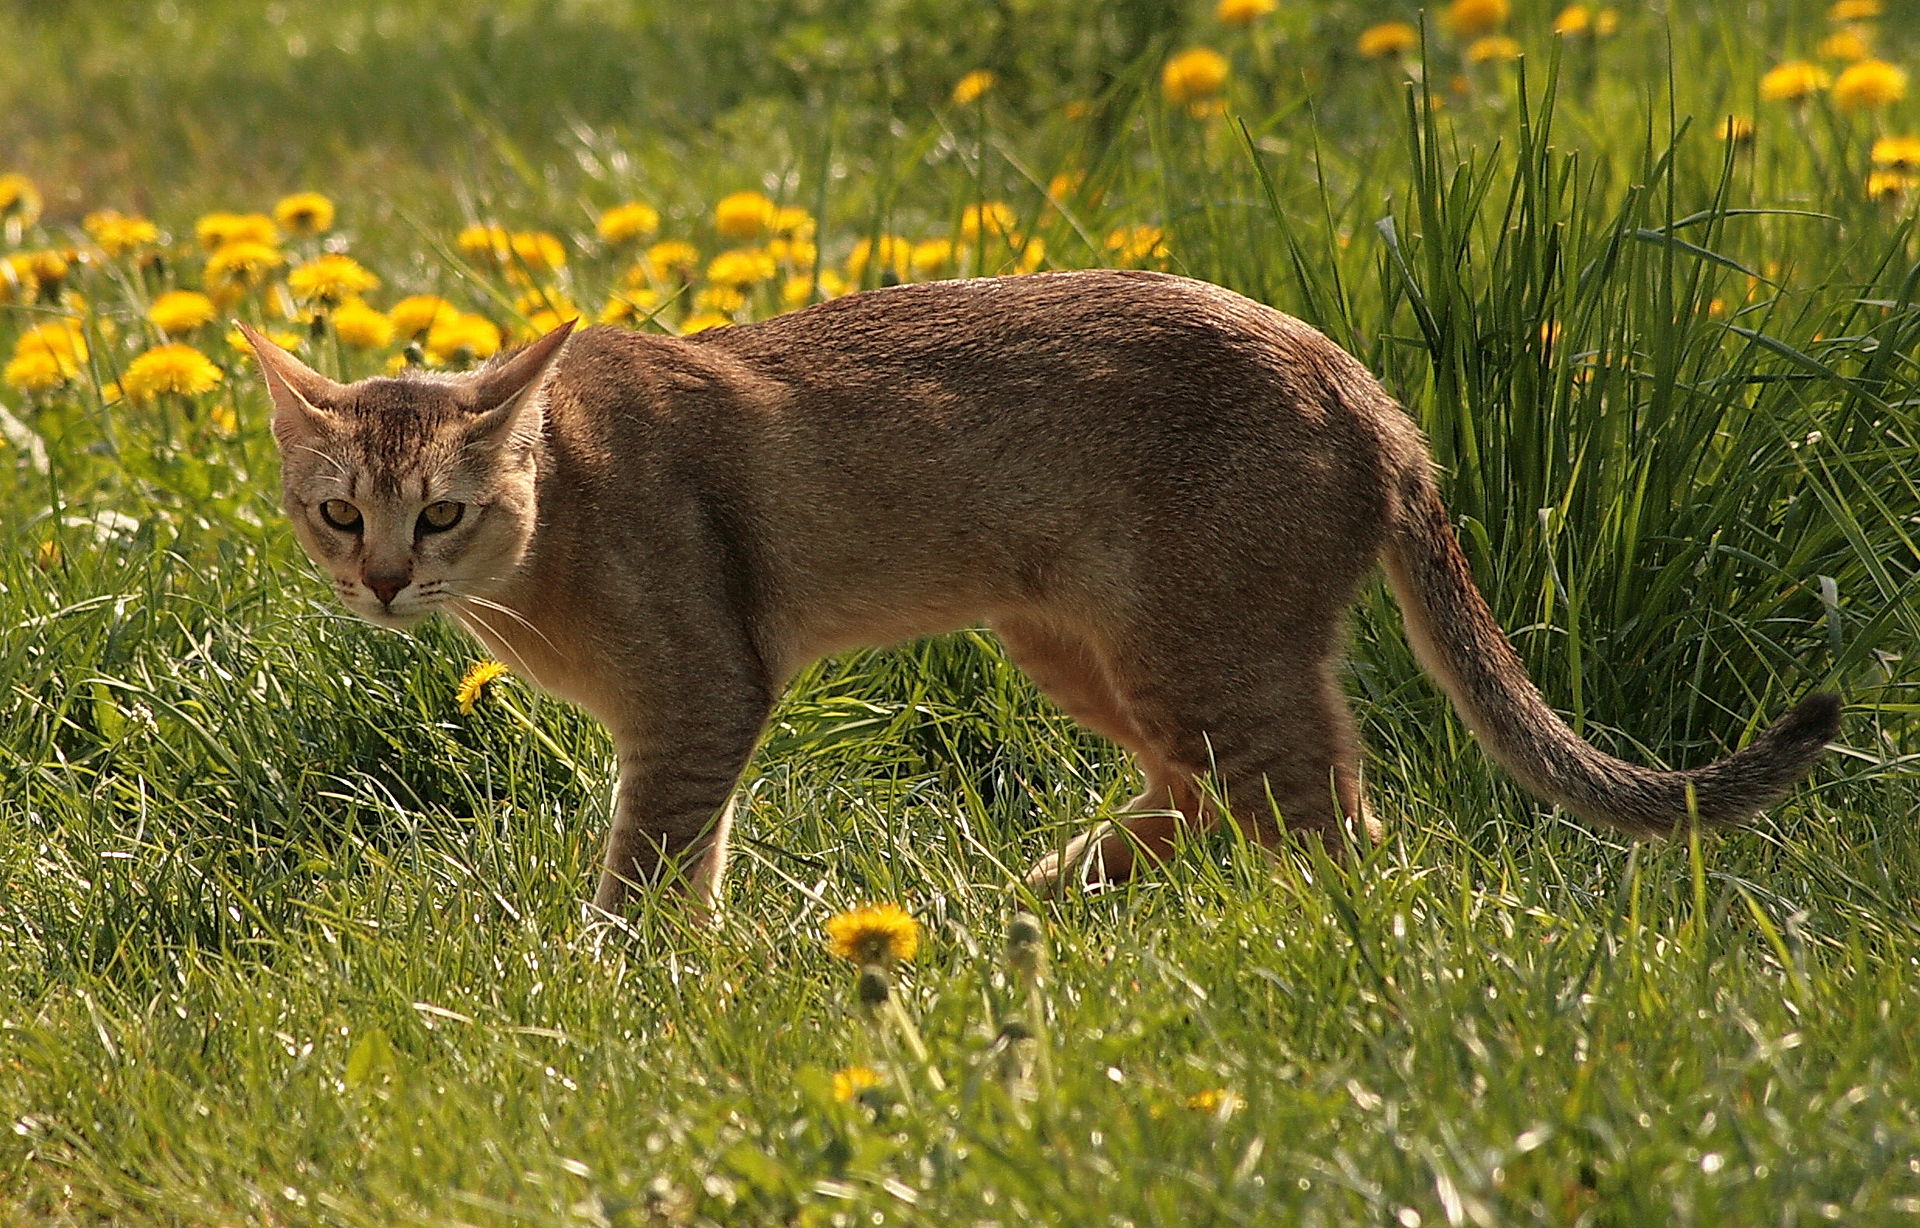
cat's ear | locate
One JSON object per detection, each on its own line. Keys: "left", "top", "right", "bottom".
{"left": 235, "top": 321, "right": 344, "bottom": 443}
{"left": 466, "top": 319, "right": 575, "bottom": 447}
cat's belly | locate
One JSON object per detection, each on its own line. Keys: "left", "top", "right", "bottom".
{"left": 774, "top": 589, "right": 993, "bottom": 675}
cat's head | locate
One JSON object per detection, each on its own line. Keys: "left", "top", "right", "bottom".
{"left": 240, "top": 321, "right": 574, "bottom": 629}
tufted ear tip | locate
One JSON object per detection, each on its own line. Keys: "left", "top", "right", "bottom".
{"left": 468, "top": 319, "right": 576, "bottom": 424}
{"left": 236, "top": 320, "right": 345, "bottom": 436}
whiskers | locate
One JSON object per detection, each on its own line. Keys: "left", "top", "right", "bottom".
{"left": 459, "top": 593, "right": 561, "bottom": 656}
{"left": 290, "top": 444, "right": 348, "bottom": 477}
{"left": 433, "top": 577, "right": 568, "bottom": 685}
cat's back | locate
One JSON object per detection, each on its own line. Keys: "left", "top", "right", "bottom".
{"left": 538, "top": 270, "right": 1423, "bottom": 522}
{"left": 693, "top": 268, "right": 1418, "bottom": 478}
{"left": 698, "top": 269, "right": 1362, "bottom": 394}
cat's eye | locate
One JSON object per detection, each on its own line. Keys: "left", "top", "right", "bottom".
{"left": 318, "top": 499, "right": 362, "bottom": 533}
{"left": 418, "top": 500, "right": 465, "bottom": 533}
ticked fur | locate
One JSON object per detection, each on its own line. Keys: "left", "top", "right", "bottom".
{"left": 245, "top": 270, "right": 1839, "bottom": 914}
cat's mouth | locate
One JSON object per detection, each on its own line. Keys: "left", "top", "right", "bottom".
{"left": 345, "top": 593, "right": 435, "bottom": 630}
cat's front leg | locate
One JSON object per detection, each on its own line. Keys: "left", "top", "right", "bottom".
{"left": 594, "top": 697, "right": 770, "bottom": 918}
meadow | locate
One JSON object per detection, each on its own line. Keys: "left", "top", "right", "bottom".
{"left": 3, "top": 0, "right": 1919, "bottom": 1222}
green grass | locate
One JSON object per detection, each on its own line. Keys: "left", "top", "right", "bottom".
{"left": 3, "top": 0, "right": 1919, "bottom": 1222}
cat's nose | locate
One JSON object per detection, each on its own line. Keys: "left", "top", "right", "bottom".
{"left": 364, "top": 570, "right": 409, "bottom": 606}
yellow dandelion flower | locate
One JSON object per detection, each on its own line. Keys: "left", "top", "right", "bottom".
{"left": 512, "top": 288, "right": 579, "bottom": 320}
{"left": 1819, "top": 29, "right": 1871, "bottom": 61}
{"left": 0, "top": 173, "right": 42, "bottom": 225}
{"left": 1833, "top": 59, "right": 1906, "bottom": 110}
{"left": 205, "top": 241, "right": 284, "bottom": 293}
{"left": 599, "top": 287, "right": 662, "bottom": 325}
{"left": 832, "top": 1066, "right": 882, "bottom": 1102}
{"left": 1592, "top": 8, "right": 1618, "bottom": 34}
{"left": 1105, "top": 224, "right": 1169, "bottom": 266}
{"left": 781, "top": 276, "right": 818, "bottom": 309}
{"left": 512, "top": 308, "right": 576, "bottom": 343}
{"left": 332, "top": 298, "right": 396, "bottom": 349}
{"left": 3, "top": 349, "right": 76, "bottom": 393}
{"left": 643, "top": 239, "right": 701, "bottom": 279}
{"left": 83, "top": 210, "right": 160, "bottom": 257}
{"left": 1871, "top": 135, "right": 1920, "bottom": 167}
{"left": 34, "top": 539, "right": 61, "bottom": 569}
{"left": 825, "top": 903, "right": 920, "bottom": 966}
{"left": 22, "top": 249, "right": 71, "bottom": 289}
{"left": 1829, "top": 0, "right": 1880, "bottom": 19}
{"left": 715, "top": 191, "right": 778, "bottom": 242}
{"left": 780, "top": 271, "right": 849, "bottom": 308}
{"left": 1719, "top": 115, "right": 1757, "bottom": 145}
{"left": 389, "top": 294, "right": 457, "bottom": 339}
{"left": 771, "top": 206, "right": 815, "bottom": 239}
{"left": 1760, "top": 61, "right": 1832, "bottom": 102}
{"left": 767, "top": 235, "right": 818, "bottom": 269}
{"left": 597, "top": 202, "right": 661, "bottom": 245}
{"left": 1866, "top": 169, "right": 1918, "bottom": 200}
{"left": 1215, "top": 0, "right": 1275, "bottom": 25}
{"left": 195, "top": 211, "right": 279, "bottom": 251}
{"left": 455, "top": 660, "right": 510, "bottom": 715}
{"left": 15, "top": 319, "right": 87, "bottom": 365}
{"left": 1358, "top": 22, "right": 1419, "bottom": 59}
{"left": 424, "top": 313, "right": 503, "bottom": 366}
{"left": 457, "top": 223, "right": 513, "bottom": 265}
{"left": 505, "top": 231, "right": 566, "bottom": 274}
{"left": 1446, "top": 0, "right": 1509, "bottom": 36}
{"left": 1160, "top": 48, "right": 1230, "bottom": 106}
{"left": 1867, "top": 169, "right": 1917, "bottom": 200}
{"left": 225, "top": 326, "right": 302, "bottom": 355}
{"left": 951, "top": 69, "right": 997, "bottom": 106}
{"left": 149, "top": 290, "right": 217, "bottom": 336}
{"left": 693, "top": 284, "right": 747, "bottom": 314}
{"left": 273, "top": 192, "right": 336, "bottom": 237}
{"left": 123, "top": 344, "right": 222, "bottom": 400}
{"left": 846, "top": 235, "right": 914, "bottom": 281}
{"left": 1466, "top": 34, "right": 1523, "bottom": 63}
{"left": 1, "top": 255, "right": 36, "bottom": 304}
{"left": 911, "top": 238, "right": 954, "bottom": 277}
{"left": 1553, "top": 4, "right": 1591, "bottom": 34}
{"left": 1185, "top": 1088, "right": 1239, "bottom": 1114}
{"left": 287, "top": 254, "right": 379, "bottom": 305}
{"left": 678, "top": 310, "right": 733, "bottom": 334}
{"left": 706, "top": 248, "right": 778, "bottom": 288}
{"left": 1012, "top": 236, "right": 1047, "bottom": 273}
{"left": 959, "top": 201, "right": 1018, "bottom": 241}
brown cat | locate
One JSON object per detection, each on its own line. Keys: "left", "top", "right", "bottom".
{"left": 240, "top": 269, "right": 1840, "bottom": 915}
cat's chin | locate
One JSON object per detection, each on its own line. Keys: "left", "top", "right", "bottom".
{"left": 351, "top": 604, "right": 434, "bottom": 631}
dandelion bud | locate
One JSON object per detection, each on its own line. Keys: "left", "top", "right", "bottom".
{"left": 1006, "top": 911, "right": 1048, "bottom": 982}
{"left": 856, "top": 963, "right": 891, "bottom": 1008}
{"left": 997, "top": 1018, "right": 1034, "bottom": 1043}
{"left": 1008, "top": 911, "right": 1043, "bottom": 948}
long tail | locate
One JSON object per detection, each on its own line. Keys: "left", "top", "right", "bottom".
{"left": 1379, "top": 462, "right": 1839, "bottom": 834}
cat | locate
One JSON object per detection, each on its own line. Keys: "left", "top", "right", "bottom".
{"left": 240, "top": 269, "right": 1840, "bottom": 915}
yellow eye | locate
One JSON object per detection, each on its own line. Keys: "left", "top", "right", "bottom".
{"left": 318, "top": 499, "right": 362, "bottom": 532}
{"left": 418, "top": 500, "right": 465, "bottom": 533}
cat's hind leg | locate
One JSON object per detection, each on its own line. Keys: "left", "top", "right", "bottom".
{"left": 995, "top": 615, "right": 1207, "bottom": 894}
{"left": 1114, "top": 625, "right": 1376, "bottom": 857}
{"left": 1027, "top": 614, "right": 1378, "bottom": 893}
